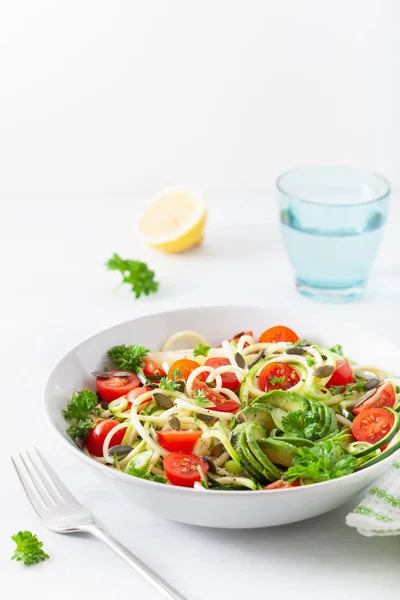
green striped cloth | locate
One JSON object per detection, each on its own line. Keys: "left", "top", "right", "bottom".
{"left": 346, "top": 462, "right": 400, "bottom": 536}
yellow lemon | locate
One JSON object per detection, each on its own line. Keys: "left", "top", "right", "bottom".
{"left": 138, "top": 188, "right": 206, "bottom": 253}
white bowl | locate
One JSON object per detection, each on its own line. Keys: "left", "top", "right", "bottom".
{"left": 43, "top": 305, "right": 400, "bottom": 529}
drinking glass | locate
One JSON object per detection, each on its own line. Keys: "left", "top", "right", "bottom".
{"left": 277, "top": 166, "right": 390, "bottom": 302}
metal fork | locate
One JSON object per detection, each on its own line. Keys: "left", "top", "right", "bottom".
{"left": 12, "top": 449, "right": 187, "bottom": 600}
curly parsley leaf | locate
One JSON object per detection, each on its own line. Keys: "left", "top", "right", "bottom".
{"left": 108, "top": 344, "right": 149, "bottom": 373}
{"left": 329, "top": 344, "right": 344, "bottom": 356}
{"left": 170, "top": 368, "right": 181, "bottom": 380}
{"left": 282, "top": 410, "right": 321, "bottom": 440}
{"left": 11, "top": 531, "right": 49, "bottom": 566}
{"left": 106, "top": 253, "right": 159, "bottom": 299}
{"left": 329, "top": 381, "right": 365, "bottom": 397}
{"left": 125, "top": 467, "right": 166, "bottom": 483}
{"left": 159, "top": 377, "right": 180, "bottom": 391}
{"left": 269, "top": 376, "right": 285, "bottom": 386}
{"left": 193, "top": 344, "right": 211, "bottom": 358}
{"left": 63, "top": 389, "right": 100, "bottom": 441}
{"left": 192, "top": 389, "right": 215, "bottom": 408}
{"left": 284, "top": 441, "right": 356, "bottom": 484}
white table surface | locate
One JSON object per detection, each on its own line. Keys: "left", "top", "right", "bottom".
{"left": 2, "top": 193, "right": 400, "bottom": 599}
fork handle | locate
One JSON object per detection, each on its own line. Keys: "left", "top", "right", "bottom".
{"left": 81, "top": 524, "right": 187, "bottom": 600}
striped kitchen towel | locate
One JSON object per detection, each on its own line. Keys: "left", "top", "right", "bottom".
{"left": 346, "top": 462, "right": 400, "bottom": 536}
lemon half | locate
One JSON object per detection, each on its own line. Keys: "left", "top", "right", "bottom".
{"left": 138, "top": 188, "right": 206, "bottom": 253}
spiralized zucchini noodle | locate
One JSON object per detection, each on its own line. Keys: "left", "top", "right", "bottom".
{"left": 63, "top": 327, "right": 400, "bottom": 491}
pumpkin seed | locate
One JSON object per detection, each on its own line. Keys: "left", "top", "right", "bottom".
{"left": 313, "top": 365, "right": 335, "bottom": 378}
{"left": 168, "top": 415, "right": 181, "bottom": 430}
{"left": 203, "top": 456, "right": 217, "bottom": 474}
{"left": 235, "top": 352, "right": 246, "bottom": 369}
{"left": 92, "top": 371, "right": 111, "bottom": 378}
{"left": 112, "top": 371, "right": 133, "bottom": 377}
{"left": 354, "top": 388, "right": 377, "bottom": 407}
{"left": 76, "top": 436, "right": 86, "bottom": 449}
{"left": 211, "top": 442, "right": 225, "bottom": 458}
{"left": 286, "top": 347, "right": 307, "bottom": 356}
{"left": 153, "top": 393, "right": 174, "bottom": 408}
{"left": 108, "top": 444, "right": 133, "bottom": 458}
{"left": 363, "top": 378, "right": 381, "bottom": 392}
{"left": 100, "top": 401, "right": 109, "bottom": 410}
{"left": 248, "top": 350, "right": 265, "bottom": 369}
{"left": 197, "top": 413, "right": 217, "bottom": 424}
{"left": 174, "top": 380, "right": 186, "bottom": 393}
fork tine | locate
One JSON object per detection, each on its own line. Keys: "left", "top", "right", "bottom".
{"left": 25, "top": 450, "right": 60, "bottom": 505}
{"left": 34, "top": 448, "right": 80, "bottom": 505}
{"left": 11, "top": 456, "right": 48, "bottom": 518}
{"left": 18, "top": 453, "right": 50, "bottom": 507}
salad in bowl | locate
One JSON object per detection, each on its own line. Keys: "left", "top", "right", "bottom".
{"left": 62, "top": 324, "right": 400, "bottom": 492}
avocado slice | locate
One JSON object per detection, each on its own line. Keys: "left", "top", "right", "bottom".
{"left": 237, "top": 429, "right": 271, "bottom": 483}
{"left": 279, "top": 436, "right": 314, "bottom": 448}
{"left": 258, "top": 438, "right": 299, "bottom": 468}
{"left": 255, "top": 390, "right": 308, "bottom": 412}
{"left": 245, "top": 425, "right": 283, "bottom": 479}
{"left": 270, "top": 407, "right": 288, "bottom": 431}
{"left": 240, "top": 403, "right": 275, "bottom": 432}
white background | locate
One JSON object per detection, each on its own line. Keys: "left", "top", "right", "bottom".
{"left": 0, "top": 0, "right": 399, "bottom": 195}
{"left": 2, "top": 2, "right": 400, "bottom": 598}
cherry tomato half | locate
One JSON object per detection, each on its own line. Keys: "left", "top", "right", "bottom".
{"left": 86, "top": 419, "right": 125, "bottom": 457}
{"left": 158, "top": 431, "right": 202, "bottom": 453}
{"left": 258, "top": 362, "right": 300, "bottom": 393}
{"left": 352, "top": 408, "right": 395, "bottom": 445}
{"left": 353, "top": 382, "right": 396, "bottom": 416}
{"left": 326, "top": 359, "right": 355, "bottom": 389}
{"left": 126, "top": 386, "right": 153, "bottom": 409}
{"left": 168, "top": 359, "right": 200, "bottom": 380}
{"left": 143, "top": 360, "right": 166, "bottom": 379}
{"left": 196, "top": 357, "right": 240, "bottom": 392}
{"left": 163, "top": 452, "right": 209, "bottom": 487}
{"left": 96, "top": 370, "right": 140, "bottom": 403}
{"left": 191, "top": 379, "right": 241, "bottom": 412}
{"left": 258, "top": 326, "right": 299, "bottom": 344}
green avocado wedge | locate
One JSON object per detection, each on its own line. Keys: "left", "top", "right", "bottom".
{"left": 254, "top": 390, "right": 308, "bottom": 412}
{"left": 257, "top": 438, "right": 299, "bottom": 468}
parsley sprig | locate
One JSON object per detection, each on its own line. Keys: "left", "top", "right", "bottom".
{"left": 106, "top": 253, "right": 159, "bottom": 299}
{"left": 63, "top": 389, "right": 100, "bottom": 442}
{"left": 192, "top": 390, "right": 215, "bottom": 408}
{"left": 282, "top": 410, "right": 321, "bottom": 440}
{"left": 329, "top": 381, "right": 365, "bottom": 397}
{"left": 269, "top": 376, "right": 285, "bottom": 386}
{"left": 329, "top": 344, "right": 344, "bottom": 356}
{"left": 284, "top": 441, "right": 356, "bottom": 484}
{"left": 193, "top": 344, "right": 211, "bottom": 358}
{"left": 11, "top": 531, "right": 49, "bottom": 566}
{"left": 159, "top": 377, "right": 181, "bottom": 391}
{"left": 108, "top": 344, "right": 149, "bottom": 373}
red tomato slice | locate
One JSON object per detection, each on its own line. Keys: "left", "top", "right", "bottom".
{"left": 126, "top": 386, "right": 153, "bottom": 409}
{"left": 258, "top": 362, "right": 300, "bottom": 392}
{"left": 143, "top": 360, "right": 166, "bottom": 379}
{"left": 353, "top": 382, "right": 396, "bottom": 416}
{"left": 158, "top": 431, "right": 202, "bottom": 453}
{"left": 326, "top": 359, "right": 355, "bottom": 389}
{"left": 96, "top": 370, "right": 140, "bottom": 403}
{"left": 352, "top": 408, "right": 395, "bottom": 445}
{"left": 86, "top": 419, "right": 125, "bottom": 457}
{"left": 230, "top": 330, "right": 253, "bottom": 347}
{"left": 258, "top": 326, "right": 299, "bottom": 344}
{"left": 191, "top": 380, "right": 240, "bottom": 412}
{"left": 196, "top": 357, "right": 240, "bottom": 392}
{"left": 263, "top": 479, "right": 300, "bottom": 490}
{"left": 163, "top": 452, "right": 209, "bottom": 487}
{"left": 168, "top": 359, "right": 200, "bottom": 380}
